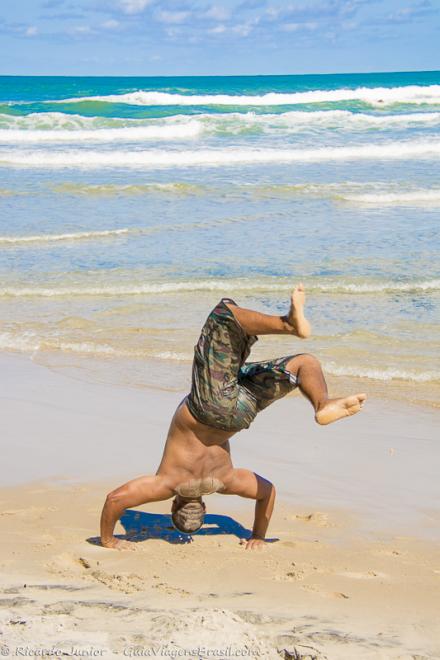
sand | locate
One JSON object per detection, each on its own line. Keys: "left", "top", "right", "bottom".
{"left": 1, "top": 352, "right": 440, "bottom": 659}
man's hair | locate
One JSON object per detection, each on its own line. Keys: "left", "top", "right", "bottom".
{"left": 171, "top": 497, "right": 206, "bottom": 534}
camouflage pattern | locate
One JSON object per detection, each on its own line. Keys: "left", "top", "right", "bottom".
{"left": 186, "top": 298, "right": 298, "bottom": 433}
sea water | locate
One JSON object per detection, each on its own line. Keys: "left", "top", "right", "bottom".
{"left": 0, "top": 71, "right": 439, "bottom": 406}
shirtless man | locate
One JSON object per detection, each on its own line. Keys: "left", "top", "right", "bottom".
{"left": 100, "top": 285, "right": 366, "bottom": 550}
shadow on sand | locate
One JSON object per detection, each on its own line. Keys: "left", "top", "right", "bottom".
{"left": 88, "top": 510, "right": 264, "bottom": 546}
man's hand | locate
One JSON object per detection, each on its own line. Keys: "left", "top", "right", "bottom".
{"left": 221, "top": 469, "right": 276, "bottom": 545}
{"left": 240, "top": 536, "right": 267, "bottom": 550}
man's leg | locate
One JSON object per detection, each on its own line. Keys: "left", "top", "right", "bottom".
{"left": 283, "top": 353, "right": 366, "bottom": 425}
{"left": 227, "top": 285, "right": 366, "bottom": 425}
{"left": 226, "top": 283, "right": 311, "bottom": 338}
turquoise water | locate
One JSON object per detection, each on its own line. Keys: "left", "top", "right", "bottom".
{"left": 0, "top": 72, "right": 439, "bottom": 404}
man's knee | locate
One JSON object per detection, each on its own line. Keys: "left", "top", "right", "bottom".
{"left": 300, "top": 353, "right": 321, "bottom": 367}
{"left": 286, "top": 353, "right": 321, "bottom": 372}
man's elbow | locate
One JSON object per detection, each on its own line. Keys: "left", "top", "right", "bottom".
{"left": 258, "top": 481, "right": 276, "bottom": 501}
{"left": 105, "top": 487, "right": 128, "bottom": 508}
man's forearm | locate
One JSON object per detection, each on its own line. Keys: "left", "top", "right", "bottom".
{"left": 251, "top": 484, "right": 276, "bottom": 539}
{"left": 100, "top": 497, "right": 126, "bottom": 546}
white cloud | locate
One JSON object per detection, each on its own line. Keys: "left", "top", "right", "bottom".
{"left": 204, "top": 5, "right": 230, "bottom": 21}
{"left": 231, "top": 16, "right": 259, "bottom": 37}
{"left": 119, "top": 0, "right": 152, "bottom": 15}
{"left": 71, "top": 25, "right": 94, "bottom": 34}
{"left": 24, "top": 26, "right": 38, "bottom": 36}
{"left": 101, "top": 19, "right": 120, "bottom": 29}
{"left": 156, "top": 10, "right": 190, "bottom": 24}
{"left": 232, "top": 22, "right": 253, "bottom": 36}
{"left": 208, "top": 24, "right": 227, "bottom": 33}
{"left": 281, "top": 21, "right": 318, "bottom": 32}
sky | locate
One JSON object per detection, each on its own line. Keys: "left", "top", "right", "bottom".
{"left": 0, "top": 0, "right": 439, "bottom": 76}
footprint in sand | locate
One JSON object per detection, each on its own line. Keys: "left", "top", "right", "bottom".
{"left": 301, "top": 584, "right": 349, "bottom": 599}
{"left": 274, "top": 569, "right": 305, "bottom": 582}
{"left": 339, "top": 570, "right": 388, "bottom": 580}
{"left": 152, "top": 580, "right": 191, "bottom": 597}
{"left": 293, "top": 512, "right": 333, "bottom": 527}
{"left": 89, "top": 569, "right": 145, "bottom": 593}
{"left": 46, "top": 553, "right": 133, "bottom": 595}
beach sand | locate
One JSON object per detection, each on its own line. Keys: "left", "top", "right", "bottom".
{"left": 1, "top": 353, "right": 440, "bottom": 659}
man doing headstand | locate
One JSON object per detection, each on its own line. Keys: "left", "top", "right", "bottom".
{"left": 100, "top": 285, "right": 366, "bottom": 550}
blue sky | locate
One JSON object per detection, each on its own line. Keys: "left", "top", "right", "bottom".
{"left": 1, "top": 0, "right": 439, "bottom": 75}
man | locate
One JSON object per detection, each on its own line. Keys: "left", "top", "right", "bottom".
{"left": 100, "top": 285, "right": 366, "bottom": 550}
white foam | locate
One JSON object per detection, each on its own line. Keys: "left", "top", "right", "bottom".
{"left": 1, "top": 140, "right": 440, "bottom": 169}
{"left": 215, "top": 109, "right": 440, "bottom": 131}
{"left": 324, "top": 362, "right": 440, "bottom": 383}
{"left": 2, "top": 110, "right": 440, "bottom": 142}
{"left": 0, "top": 331, "right": 118, "bottom": 356}
{"left": 52, "top": 85, "right": 440, "bottom": 107}
{"left": 0, "top": 121, "right": 202, "bottom": 143}
{"left": 0, "top": 278, "right": 438, "bottom": 298}
{"left": 337, "top": 190, "right": 440, "bottom": 205}
{"left": 1, "top": 329, "right": 437, "bottom": 383}
{"left": 0, "top": 228, "right": 131, "bottom": 245}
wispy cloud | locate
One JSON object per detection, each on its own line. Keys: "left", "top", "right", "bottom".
{"left": 24, "top": 25, "right": 39, "bottom": 36}
{"left": 155, "top": 10, "right": 191, "bottom": 24}
{"left": 119, "top": 0, "right": 152, "bottom": 15}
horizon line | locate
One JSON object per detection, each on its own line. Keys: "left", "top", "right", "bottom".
{"left": 0, "top": 68, "right": 439, "bottom": 79}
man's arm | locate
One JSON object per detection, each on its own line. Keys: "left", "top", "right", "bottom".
{"left": 100, "top": 475, "right": 174, "bottom": 549}
{"left": 221, "top": 468, "right": 276, "bottom": 550}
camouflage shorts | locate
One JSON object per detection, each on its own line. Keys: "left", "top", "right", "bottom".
{"left": 186, "top": 297, "right": 299, "bottom": 433}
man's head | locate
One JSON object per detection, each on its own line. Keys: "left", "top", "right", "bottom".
{"left": 171, "top": 495, "right": 206, "bottom": 534}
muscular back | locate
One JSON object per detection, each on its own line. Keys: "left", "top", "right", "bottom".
{"left": 155, "top": 397, "right": 236, "bottom": 492}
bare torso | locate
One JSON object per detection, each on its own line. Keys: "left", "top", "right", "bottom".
{"left": 156, "top": 397, "right": 237, "bottom": 494}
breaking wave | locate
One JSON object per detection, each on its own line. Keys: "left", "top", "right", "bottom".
{"left": 0, "top": 278, "right": 438, "bottom": 298}
{"left": 2, "top": 140, "right": 440, "bottom": 169}
{"left": 2, "top": 110, "right": 440, "bottom": 142}
{"left": 0, "top": 228, "right": 132, "bottom": 245}
{"left": 0, "top": 121, "right": 202, "bottom": 143}
{"left": 51, "top": 182, "right": 205, "bottom": 195}
{"left": 1, "top": 329, "right": 438, "bottom": 384}
{"left": 51, "top": 85, "right": 440, "bottom": 107}
{"left": 324, "top": 362, "right": 440, "bottom": 383}
{"left": 336, "top": 189, "right": 440, "bottom": 205}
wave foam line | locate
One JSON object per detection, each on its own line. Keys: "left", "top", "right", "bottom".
{"left": 0, "top": 228, "right": 131, "bottom": 245}
{"left": 1, "top": 331, "right": 438, "bottom": 383}
{"left": 0, "top": 121, "right": 202, "bottom": 143}
{"left": 0, "top": 330, "right": 194, "bottom": 359}
{"left": 0, "top": 331, "right": 118, "bottom": 356}
{"left": 324, "top": 362, "right": 440, "bottom": 383}
{"left": 2, "top": 140, "right": 440, "bottom": 169}
{"left": 2, "top": 110, "right": 440, "bottom": 139}
{"left": 52, "top": 182, "right": 205, "bottom": 195}
{"left": 337, "top": 190, "right": 440, "bottom": 205}
{"left": 0, "top": 279, "right": 438, "bottom": 298}
{"left": 51, "top": 85, "right": 440, "bottom": 107}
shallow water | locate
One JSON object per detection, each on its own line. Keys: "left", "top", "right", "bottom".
{"left": 0, "top": 72, "right": 439, "bottom": 406}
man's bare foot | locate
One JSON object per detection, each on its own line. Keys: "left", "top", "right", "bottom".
{"left": 315, "top": 393, "right": 367, "bottom": 425}
{"left": 101, "top": 537, "right": 136, "bottom": 551}
{"left": 284, "top": 283, "right": 311, "bottom": 338}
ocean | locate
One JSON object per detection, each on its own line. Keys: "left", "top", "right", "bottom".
{"left": 0, "top": 71, "right": 439, "bottom": 406}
